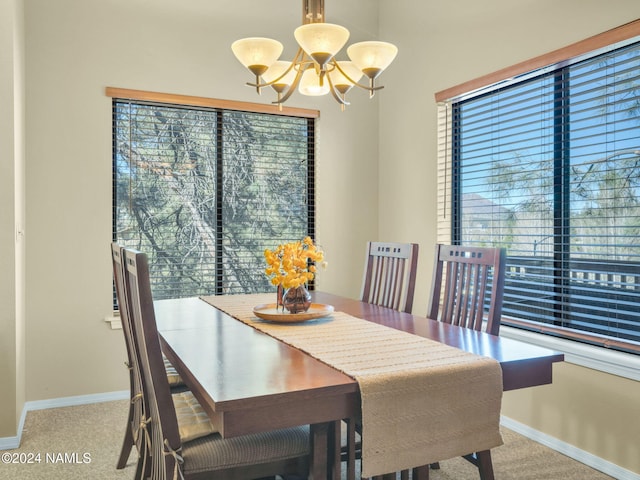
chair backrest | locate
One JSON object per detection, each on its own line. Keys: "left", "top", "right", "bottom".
{"left": 360, "top": 241, "right": 419, "bottom": 313}
{"left": 111, "top": 243, "right": 147, "bottom": 459}
{"left": 123, "top": 248, "right": 182, "bottom": 480}
{"left": 428, "top": 244, "right": 506, "bottom": 335}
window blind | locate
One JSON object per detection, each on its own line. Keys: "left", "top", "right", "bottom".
{"left": 436, "top": 102, "right": 453, "bottom": 246}
{"left": 113, "top": 99, "right": 315, "bottom": 301}
{"left": 448, "top": 39, "right": 640, "bottom": 353}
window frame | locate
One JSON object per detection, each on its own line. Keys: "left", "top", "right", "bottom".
{"left": 435, "top": 20, "right": 640, "bottom": 357}
{"left": 107, "top": 88, "right": 319, "bottom": 301}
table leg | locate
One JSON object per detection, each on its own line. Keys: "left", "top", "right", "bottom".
{"left": 309, "top": 423, "right": 329, "bottom": 480}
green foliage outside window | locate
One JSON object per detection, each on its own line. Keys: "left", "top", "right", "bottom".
{"left": 113, "top": 101, "right": 313, "bottom": 300}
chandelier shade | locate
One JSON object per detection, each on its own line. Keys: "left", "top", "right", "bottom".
{"left": 294, "top": 23, "right": 350, "bottom": 68}
{"left": 231, "top": 0, "right": 397, "bottom": 109}
{"left": 329, "top": 61, "right": 363, "bottom": 94}
{"left": 262, "top": 60, "right": 297, "bottom": 90}
{"left": 347, "top": 41, "right": 398, "bottom": 80}
{"left": 231, "top": 37, "right": 283, "bottom": 77}
{"left": 299, "top": 68, "right": 331, "bottom": 96}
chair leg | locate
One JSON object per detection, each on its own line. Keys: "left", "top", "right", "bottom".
{"left": 116, "top": 420, "right": 134, "bottom": 469}
{"left": 369, "top": 467, "right": 428, "bottom": 480}
{"left": 476, "top": 450, "right": 495, "bottom": 480}
{"left": 344, "top": 418, "right": 357, "bottom": 480}
{"left": 413, "top": 465, "right": 430, "bottom": 480}
{"left": 330, "top": 420, "right": 342, "bottom": 480}
{"left": 133, "top": 452, "right": 145, "bottom": 480}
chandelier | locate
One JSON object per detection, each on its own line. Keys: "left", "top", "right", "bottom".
{"left": 231, "top": 0, "right": 398, "bottom": 110}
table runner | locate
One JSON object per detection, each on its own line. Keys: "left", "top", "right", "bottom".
{"left": 201, "top": 293, "right": 503, "bottom": 477}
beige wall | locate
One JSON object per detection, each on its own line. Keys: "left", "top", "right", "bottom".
{"left": 22, "top": 0, "right": 378, "bottom": 403}
{"left": 3, "top": 0, "right": 640, "bottom": 474}
{"left": 503, "top": 362, "right": 640, "bottom": 474}
{"left": 378, "top": 0, "right": 640, "bottom": 474}
{"left": 0, "top": 0, "right": 25, "bottom": 438}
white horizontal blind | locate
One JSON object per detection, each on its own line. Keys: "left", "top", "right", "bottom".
{"left": 451, "top": 40, "right": 640, "bottom": 352}
{"left": 113, "top": 100, "right": 314, "bottom": 300}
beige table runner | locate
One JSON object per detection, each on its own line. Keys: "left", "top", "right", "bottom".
{"left": 201, "top": 294, "right": 503, "bottom": 477}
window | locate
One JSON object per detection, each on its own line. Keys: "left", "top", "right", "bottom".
{"left": 110, "top": 89, "right": 317, "bottom": 300}
{"left": 437, "top": 25, "right": 640, "bottom": 354}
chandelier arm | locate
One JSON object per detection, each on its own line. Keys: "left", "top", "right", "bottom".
{"left": 246, "top": 49, "right": 314, "bottom": 89}
{"left": 331, "top": 60, "right": 356, "bottom": 82}
{"left": 332, "top": 60, "right": 384, "bottom": 94}
{"left": 273, "top": 65, "right": 306, "bottom": 105}
{"left": 266, "top": 58, "right": 297, "bottom": 86}
{"left": 327, "top": 75, "right": 348, "bottom": 106}
{"left": 347, "top": 81, "right": 385, "bottom": 93}
{"left": 266, "top": 48, "right": 305, "bottom": 87}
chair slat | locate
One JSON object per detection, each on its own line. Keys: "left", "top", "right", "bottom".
{"left": 428, "top": 244, "right": 506, "bottom": 336}
{"left": 360, "top": 241, "right": 419, "bottom": 313}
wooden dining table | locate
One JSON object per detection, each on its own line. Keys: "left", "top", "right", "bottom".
{"left": 154, "top": 291, "right": 564, "bottom": 480}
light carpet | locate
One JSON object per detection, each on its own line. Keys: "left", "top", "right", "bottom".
{"left": 0, "top": 400, "right": 615, "bottom": 479}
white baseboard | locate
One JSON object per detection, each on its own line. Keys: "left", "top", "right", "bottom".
{"left": 0, "top": 437, "right": 20, "bottom": 450}
{"left": 0, "top": 390, "right": 129, "bottom": 451}
{"left": 501, "top": 415, "right": 640, "bottom": 480}
{"left": 24, "top": 390, "right": 129, "bottom": 411}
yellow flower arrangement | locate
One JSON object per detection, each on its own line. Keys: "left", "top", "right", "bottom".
{"left": 264, "top": 237, "right": 325, "bottom": 289}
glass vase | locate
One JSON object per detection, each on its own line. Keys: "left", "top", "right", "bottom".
{"left": 282, "top": 285, "right": 312, "bottom": 314}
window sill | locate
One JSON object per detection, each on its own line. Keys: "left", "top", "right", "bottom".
{"left": 104, "top": 311, "right": 122, "bottom": 330}
{"left": 501, "top": 325, "right": 640, "bottom": 382}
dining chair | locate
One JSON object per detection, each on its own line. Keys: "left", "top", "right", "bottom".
{"left": 123, "top": 247, "right": 311, "bottom": 480}
{"left": 422, "top": 243, "right": 507, "bottom": 479}
{"left": 342, "top": 242, "right": 421, "bottom": 479}
{"left": 428, "top": 244, "right": 506, "bottom": 335}
{"left": 112, "top": 243, "right": 148, "bottom": 478}
{"left": 112, "top": 243, "right": 210, "bottom": 478}
{"left": 360, "top": 241, "right": 420, "bottom": 313}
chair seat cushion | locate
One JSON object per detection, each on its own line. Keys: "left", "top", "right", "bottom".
{"left": 164, "top": 355, "right": 185, "bottom": 387}
{"left": 172, "top": 391, "right": 217, "bottom": 443}
{"left": 182, "top": 425, "right": 309, "bottom": 475}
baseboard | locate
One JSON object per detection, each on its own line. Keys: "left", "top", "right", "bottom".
{"left": 24, "top": 390, "right": 129, "bottom": 411}
{"left": 0, "top": 436, "right": 20, "bottom": 450}
{"left": 501, "top": 415, "right": 640, "bottom": 480}
{"left": 0, "top": 390, "right": 128, "bottom": 451}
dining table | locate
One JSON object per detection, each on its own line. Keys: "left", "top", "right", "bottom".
{"left": 154, "top": 291, "right": 564, "bottom": 480}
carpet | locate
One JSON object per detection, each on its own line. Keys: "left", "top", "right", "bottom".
{"left": 0, "top": 399, "right": 616, "bottom": 480}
